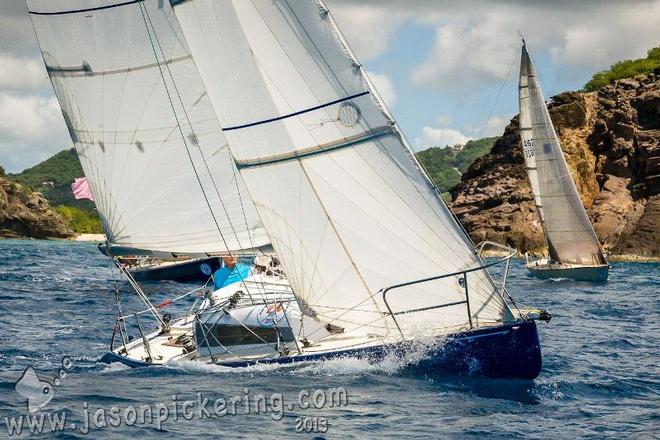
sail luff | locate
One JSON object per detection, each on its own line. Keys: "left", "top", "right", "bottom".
{"left": 320, "top": 0, "right": 502, "bottom": 325}
{"left": 321, "top": 1, "right": 478, "bottom": 253}
{"left": 519, "top": 42, "right": 605, "bottom": 265}
{"left": 519, "top": 44, "right": 554, "bottom": 258}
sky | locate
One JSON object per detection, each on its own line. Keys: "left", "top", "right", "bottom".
{"left": 0, "top": 0, "right": 658, "bottom": 173}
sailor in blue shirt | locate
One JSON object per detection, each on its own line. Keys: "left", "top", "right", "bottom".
{"left": 213, "top": 256, "right": 251, "bottom": 290}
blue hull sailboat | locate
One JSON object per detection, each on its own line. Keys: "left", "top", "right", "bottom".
{"left": 518, "top": 41, "right": 609, "bottom": 282}
{"left": 29, "top": 0, "right": 550, "bottom": 380}
{"left": 101, "top": 319, "right": 543, "bottom": 380}
{"left": 98, "top": 244, "right": 224, "bottom": 282}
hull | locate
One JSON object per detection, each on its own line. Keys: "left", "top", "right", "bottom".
{"left": 101, "top": 320, "right": 543, "bottom": 379}
{"left": 129, "top": 257, "right": 221, "bottom": 282}
{"left": 527, "top": 263, "right": 608, "bottom": 282}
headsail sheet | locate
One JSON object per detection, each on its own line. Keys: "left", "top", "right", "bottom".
{"left": 172, "top": 0, "right": 513, "bottom": 336}
{"left": 27, "top": 0, "right": 269, "bottom": 254}
{"left": 519, "top": 44, "right": 604, "bottom": 265}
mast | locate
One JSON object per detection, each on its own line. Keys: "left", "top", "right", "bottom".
{"left": 518, "top": 41, "right": 605, "bottom": 265}
{"left": 519, "top": 41, "right": 557, "bottom": 261}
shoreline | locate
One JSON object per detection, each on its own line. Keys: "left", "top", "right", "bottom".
{"left": 478, "top": 249, "right": 659, "bottom": 263}
{"left": 0, "top": 236, "right": 657, "bottom": 262}
{"left": 71, "top": 233, "right": 106, "bottom": 242}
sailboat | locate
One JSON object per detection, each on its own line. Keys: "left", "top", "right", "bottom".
{"left": 28, "top": 0, "right": 550, "bottom": 379}
{"left": 518, "top": 41, "right": 609, "bottom": 282}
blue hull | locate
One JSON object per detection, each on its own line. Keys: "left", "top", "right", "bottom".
{"left": 101, "top": 320, "right": 542, "bottom": 379}
{"left": 527, "top": 264, "right": 608, "bottom": 282}
{"left": 130, "top": 257, "right": 221, "bottom": 282}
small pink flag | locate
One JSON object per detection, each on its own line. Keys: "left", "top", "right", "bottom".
{"left": 71, "top": 177, "right": 94, "bottom": 201}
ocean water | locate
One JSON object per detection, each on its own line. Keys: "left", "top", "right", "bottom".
{"left": 0, "top": 239, "right": 657, "bottom": 439}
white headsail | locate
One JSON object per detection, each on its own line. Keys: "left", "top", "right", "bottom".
{"left": 27, "top": 0, "right": 269, "bottom": 256}
{"left": 519, "top": 43, "right": 605, "bottom": 265}
{"left": 171, "top": 0, "right": 514, "bottom": 336}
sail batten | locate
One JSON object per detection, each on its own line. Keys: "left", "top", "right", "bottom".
{"left": 172, "top": 0, "right": 513, "bottom": 335}
{"left": 27, "top": 0, "right": 270, "bottom": 255}
{"left": 45, "top": 55, "right": 192, "bottom": 77}
{"left": 519, "top": 43, "right": 605, "bottom": 265}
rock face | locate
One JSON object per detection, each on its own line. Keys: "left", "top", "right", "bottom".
{"left": 452, "top": 71, "right": 660, "bottom": 259}
{"left": 0, "top": 177, "right": 74, "bottom": 239}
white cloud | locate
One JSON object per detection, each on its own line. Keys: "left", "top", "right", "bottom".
{"left": 557, "top": 1, "right": 660, "bottom": 67}
{"left": 0, "top": 93, "right": 62, "bottom": 140}
{"left": 411, "top": 16, "right": 520, "bottom": 90}
{"left": 367, "top": 71, "right": 397, "bottom": 108}
{"left": 469, "top": 114, "right": 511, "bottom": 138}
{"left": 435, "top": 113, "right": 452, "bottom": 126}
{"left": 0, "top": 93, "right": 70, "bottom": 172}
{"left": 397, "top": 0, "right": 660, "bottom": 90}
{"left": 484, "top": 115, "right": 509, "bottom": 136}
{"left": 0, "top": 54, "right": 47, "bottom": 90}
{"left": 329, "top": 3, "right": 406, "bottom": 61}
{"left": 416, "top": 125, "right": 472, "bottom": 149}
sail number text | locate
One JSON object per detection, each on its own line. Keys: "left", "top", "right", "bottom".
{"left": 523, "top": 139, "right": 535, "bottom": 157}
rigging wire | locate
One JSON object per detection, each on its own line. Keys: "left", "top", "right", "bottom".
{"left": 137, "top": 1, "right": 234, "bottom": 255}
{"left": 139, "top": 3, "right": 272, "bottom": 303}
{"left": 309, "top": 2, "right": 504, "bottom": 325}
{"left": 475, "top": 48, "right": 518, "bottom": 141}
{"left": 137, "top": 2, "right": 288, "bottom": 356}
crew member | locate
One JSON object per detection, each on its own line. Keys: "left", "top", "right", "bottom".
{"left": 213, "top": 255, "right": 250, "bottom": 290}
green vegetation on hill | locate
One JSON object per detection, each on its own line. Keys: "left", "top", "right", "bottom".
{"left": 584, "top": 46, "right": 660, "bottom": 92}
{"left": 9, "top": 149, "right": 92, "bottom": 208}
{"left": 54, "top": 205, "right": 102, "bottom": 234}
{"left": 453, "top": 137, "right": 498, "bottom": 173}
{"left": 416, "top": 137, "right": 498, "bottom": 200}
{"left": 8, "top": 148, "right": 101, "bottom": 233}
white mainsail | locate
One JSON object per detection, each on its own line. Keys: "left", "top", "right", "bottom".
{"left": 27, "top": 0, "right": 269, "bottom": 255}
{"left": 519, "top": 43, "right": 605, "bottom": 265}
{"left": 171, "top": 0, "right": 513, "bottom": 336}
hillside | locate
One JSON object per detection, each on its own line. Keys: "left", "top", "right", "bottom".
{"left": 452, "top": 70, "right": 660, "bottom": 259}
{"left": 8, "top": 149, "right": 102, "bottom": 233}
{"left": 9, "top": 149, "right": 94, "bottom": 209}
{"left": 0, "top": 176, "right": 74, "bottom": 239}
{"left": 415, "top": 137, "right": 497, "bottom": 199}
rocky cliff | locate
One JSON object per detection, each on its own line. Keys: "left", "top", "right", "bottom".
{"left": 452, "top": 71, "right": 659, "bottom": 259}
{"left": 0, "top": 177, "right": 74, "bottom": 239}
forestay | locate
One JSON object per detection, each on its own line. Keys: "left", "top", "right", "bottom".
{"left": 172, "top": 0, "right": 514, "bottom": 337}
{"left": 519, "top": 44, "right": 605, "bottom": 265}
{"left": 27, "top": 0, "right": 269, "bottom": 255}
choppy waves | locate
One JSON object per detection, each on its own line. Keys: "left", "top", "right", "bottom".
{"left": 0, "top": 239, "right": 658, "bottom": 438}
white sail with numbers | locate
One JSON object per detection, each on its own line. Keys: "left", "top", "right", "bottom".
{"left": 171, "top": 0, "right": 514, "bottom": 336}
{"left": 27, "top": 0, "right": 269, "bottom": 256}
{"left": 519, "top": 43, "right": 605, "bottom": 266}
